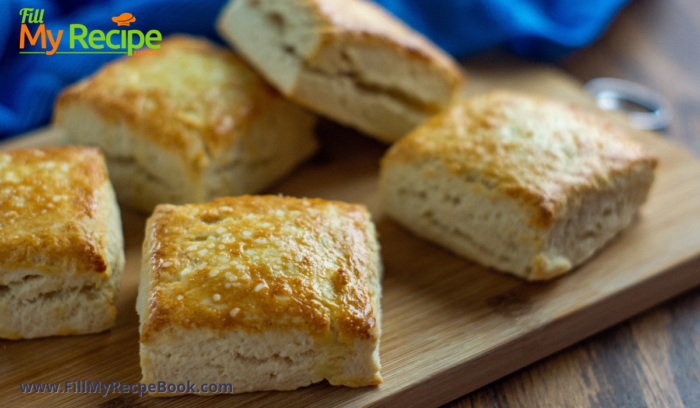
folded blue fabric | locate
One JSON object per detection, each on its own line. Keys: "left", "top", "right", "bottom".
{"left": 0, "top": 0, "right": 630, "bottom": 138}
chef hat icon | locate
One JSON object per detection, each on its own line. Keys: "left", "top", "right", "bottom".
{"left": 112, "top": 13, "right": 136, "bottom": 26}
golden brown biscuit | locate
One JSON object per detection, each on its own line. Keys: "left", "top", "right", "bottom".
{"left": 216, "top": 0, "right": 463, "bottom": 142}
{"left": 137, "top": 195, "right": 382, "bottom": 396}
{"left": 380, "top": 91, "right": 658, "bottom": 280}
{"left": 0, "top": 146, "right": 125, "bottom": 339}
{"left": 54, "top": 35, "right": 318, "bottom": 213}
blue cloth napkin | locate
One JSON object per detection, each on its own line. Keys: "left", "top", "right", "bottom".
{"left": 0, "top": 0, "right": 631, "bottom": 138}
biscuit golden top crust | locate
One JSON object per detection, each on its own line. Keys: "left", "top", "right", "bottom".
{"left": 55, "top": 35, "right": 280, "bottom": 173}
{"left": 141, "top": 196, "right": 379, "bottom": 343}
{"left": 382, "top": 91, "right": 659, "bottom": 227}
{"left": 0, "top": 146, "right": 111, "bottom": 275}
{"left": 303, "top": 0, "right": 462, "bottom": 88}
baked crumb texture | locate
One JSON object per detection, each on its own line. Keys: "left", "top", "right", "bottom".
{"left": 54, "top": 35, "right": 318, "bottom": 213}
{"left": 137, "top": 195, "right": 382, "bottom": 396}
{"left": 217, "top": 0, "right": 463, "bottom": 142}
{"left": 380, "top": 91, "right": 658, "bottom": 281}
{"left": 0, "top": 146, "right": 125, "bottom": 339}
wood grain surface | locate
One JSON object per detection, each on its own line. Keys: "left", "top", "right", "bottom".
{"left": 449, "top": 0, "right": 700, "bottom": 406}
{"left": 2, "top": 61, "right": 700, "bottom": 408}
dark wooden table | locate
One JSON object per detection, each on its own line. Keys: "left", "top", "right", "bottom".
{"left": 445, "top": 0, "right": 700, "bottom": 407}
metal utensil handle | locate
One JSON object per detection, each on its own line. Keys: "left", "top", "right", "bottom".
{"left": 583, "top": 78, "right": 672, "bottom": 131}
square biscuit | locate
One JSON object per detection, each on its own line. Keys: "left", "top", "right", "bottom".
{"left": 217, "top": 0, "right": 463, "bottom": 143}
{"left": 380, "top": 91, "right": 658, "bottom": 281}
{"left": 0, "top": 146, "right": 125, "bottom": 339}
{"left": 137, "top": 196, "right": 382, "bottom": 396}
{"left": 54, "top": 35, "right": 318, "bottom": 213}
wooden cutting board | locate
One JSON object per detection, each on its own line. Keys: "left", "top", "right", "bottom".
{"left": 2, "top": 56, "right": 700, "bottom": 408}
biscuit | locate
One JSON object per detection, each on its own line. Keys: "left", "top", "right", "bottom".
{"left": 380, "top": 91, "right": 658, "bottom": 281}
{"left": 54, "top": 35, "right": 318, "bottom": 213}
{"left": 216, "top": 0, "right": 463, "bottom": 143}
{"left": 137, "top": 196, "right": 382, "bottom": 396}
{"left": 0, "top": 146, "right": 125, "bottom": 339}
